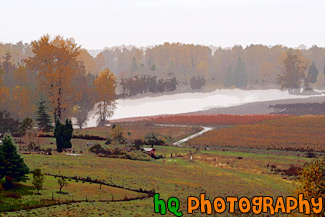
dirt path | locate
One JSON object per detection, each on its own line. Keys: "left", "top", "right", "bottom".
{"left": 173, "top": 126, "right": 213, "bottom": 146}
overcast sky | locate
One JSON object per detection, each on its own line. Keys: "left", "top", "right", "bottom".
{"left": 1, "top": 0, "right": 324, "bottom": 49}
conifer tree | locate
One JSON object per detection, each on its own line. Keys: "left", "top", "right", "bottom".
{"left": 54, "top": 119, "right": 73, "bottom": 152}
{"left": 305, "top": 62, "right": 319, "bottom": 90}
{"left": 0, "top": 135, "right": 29, "bottom": 189}
{"left": 36, "top": 100, "right": 53, "bottom": 132}
{"left": 234, "top": 58, "right": 248, "bottom": 88}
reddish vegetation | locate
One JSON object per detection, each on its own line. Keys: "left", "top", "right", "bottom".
{"left": 114, "top": 114, "right": 290, "bottom": 125}
{"left": 189, "top": 116, "right": 325, "bottom": 152}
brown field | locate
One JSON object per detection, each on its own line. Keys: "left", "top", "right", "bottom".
{"left": 188, "top": 115, "right": 325, "bottom": 152}
{"left": 74, "top": 123, "right": 201, "bottom": 143}
{"left": 112, "top": 114, "right": 290, "bottom": 126}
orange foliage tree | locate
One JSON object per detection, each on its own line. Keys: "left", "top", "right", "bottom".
{"left": 296, "top": 158, "right": 324, "bottom": 217}
{"left": 0, "top": 68, "right": 10, "bottom": 110}
{"left": 26, "top": 35, "right": 81, "bottom": 121}
{"left": 9, "top": 85, "right": 34, "bottom": 119}
{"left": 277, "top": 49, "right": 309, "bottom": 92}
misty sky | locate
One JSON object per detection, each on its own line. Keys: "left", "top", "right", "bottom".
{"left": 1, "top": 0, "right": 324, "bottom": 49}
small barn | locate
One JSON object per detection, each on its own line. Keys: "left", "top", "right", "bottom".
{"left": 143, "top": 147, "right": 156, "bottom": 157}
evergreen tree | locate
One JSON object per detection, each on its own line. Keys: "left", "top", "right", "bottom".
{"left": 233, "top": 58, "right": 247, "bottom": 88}
{"left": 54, "top": 119, "right": 73, "bottom": 152}
{"left": 36, "top": 100, "right": 53, "bottom": 132}
{"left": 305, "top": 62, "right": 319, "bottom": 90}
{"left": 224, "top": 65, "right": 234, "bottom": 88}
{"left": 0, "top": 135, "right": 29, "bottom": 189}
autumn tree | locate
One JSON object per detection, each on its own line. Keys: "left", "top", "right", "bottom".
{"left": 0, "top": 135, "right": 29, "bottom": 189}
{"left": 14, "top": 65, "right": 28, "bottom": 86}
{"left": 26, "top": 35, "right": 81, "bottom": 121}
{"left": 296, "top": 158, "right": 324, "bottom": 217}
{"left": 9, "top": 85, "right": 34, "bottom": 120}
{"left": 277, "top": 49, "right": 308, "bottom": 92}
{"left": 0, "top": 68, "right": 10, "bottom": 111}
{"left": 94, "top": 68, "right": 117, "bottom": 126}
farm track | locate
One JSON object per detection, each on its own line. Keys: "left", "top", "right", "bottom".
{"left": 173, "top": 126, "right": 213, "bottom": 146}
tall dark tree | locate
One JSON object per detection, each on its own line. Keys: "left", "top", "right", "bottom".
{"left": 54, "top": 119, "right": 73, "bottom": 152}
{"left": 0, "top": 135, "right": 29, "bottom": 189}
{"left": 233, "top": 58, "right": 247, "bottom": 88}
{"left": 36, "top": 100, "right": 53, "bottom": 132}
{"left": 305, "top": 62, "right": 319, "bottom": 90}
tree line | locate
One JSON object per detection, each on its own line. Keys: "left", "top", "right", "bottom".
{"left": 2, "top": 42, "right": 325, "bottom": 92}
{"left": 1, "top": 37, "right": 325, "bottom": 129}
{"left": 120, "top": 75, "right": 177, "bottom": 97}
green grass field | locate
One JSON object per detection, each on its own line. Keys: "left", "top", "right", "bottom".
{"left": 1, "top": 115, "right": 323, "bottom": 216}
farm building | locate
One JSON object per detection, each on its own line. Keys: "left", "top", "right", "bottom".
{"left": 143, "top": 147, "right": 156, "bottom": 157}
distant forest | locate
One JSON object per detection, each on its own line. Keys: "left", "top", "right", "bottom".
{"left": 0, "top": 39, "right": 325, "bottom": 125}
{"left": 1, "top": 42, "right": 324, "bottom": 93}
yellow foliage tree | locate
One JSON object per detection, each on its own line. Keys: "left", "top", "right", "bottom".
{"left": 94, "top": 68, "right": 117, "bottom": 126}
{"left": 26, "top": 35, "right": 81, "bottom": 120}
{"left": 296, "top": 158, "right": 325, "bottom": 217}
